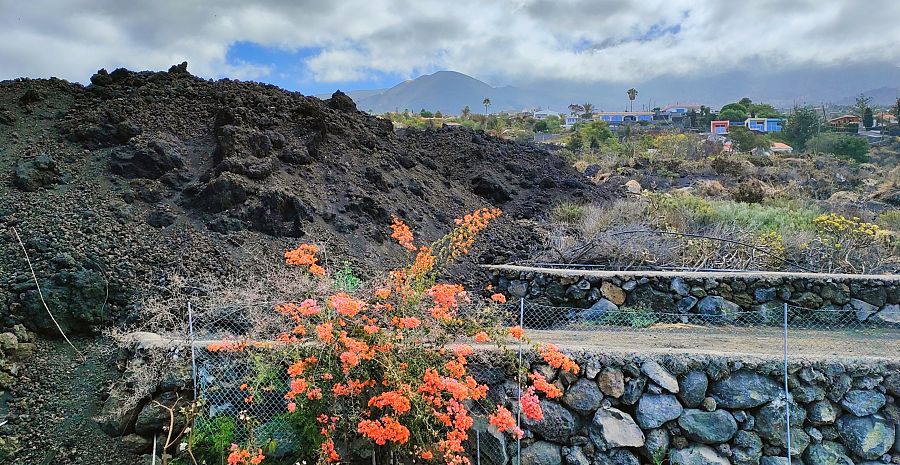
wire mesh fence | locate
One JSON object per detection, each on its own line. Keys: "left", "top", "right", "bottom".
{"left": 188, "top": 296, "right": 899, "bottom": 464}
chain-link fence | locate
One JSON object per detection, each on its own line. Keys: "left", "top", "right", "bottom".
{"left": 497, "top": 298, "right": 899, "bottom": 360}
{"left": 188, "top": 296, "right": 899, "bottom": 464}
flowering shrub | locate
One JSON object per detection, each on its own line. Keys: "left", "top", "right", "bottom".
{"left": 807, "top": 213, "right": 890, "bottom": 273}
{"left": 202, "top": 208, "right": 578, "bottom": 465}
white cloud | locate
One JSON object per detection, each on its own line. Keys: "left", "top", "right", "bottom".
{"left": 1, "top": 0, "right": 899, "bottom": 85}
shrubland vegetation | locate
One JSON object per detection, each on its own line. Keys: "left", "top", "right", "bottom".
{"left": 540, "top": 107, "right": 899, "bottom": 273}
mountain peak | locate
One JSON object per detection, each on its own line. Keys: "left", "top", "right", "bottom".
{"left": 353, "top": 70, "right": 524, "bottom": 114}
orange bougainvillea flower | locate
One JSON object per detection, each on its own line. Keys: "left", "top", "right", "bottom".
{"left": 428, "top": 283, "right": 466, "bottom": 321}
{"left": 488, "top": 406, "right": 523, "bottom": 439}
{"left": 490, "top": 293, "right": 507, "bottom": 304}
{"left": 508, "top": 326, "right": 524, "bottom": 340}
{"left": 408, "top": 246, "right": 435, "bottom": 277}
{"left": 328, "top": 293, "right": 366, "bottom": 317}
{"left": 473, "top": 331, "right": 490, "bottom": 343}
{"left": 449, "top": 208, "right": 502, "bottom": 258}
{"left": 521, "top": 386, "right": 543, "bottom": 421}
{"left": 390, "top": 216, "right": 416, "bottom": 251}
{"left": 357, "top": 416, "right": 411, "bottom": 445}
{"left": 420, "top": 450, "right": 434, "bottom": 460}
{"left": 321, "top": 438, "right": 340, "bottom": 463}
{"left": 397, "top": 316, "right": 421, "bottom": 329}
{"left": 529, "top": 372, "right": 563, "bottom": 399}
{"left": 315, "top": 322, "right": 335, "bottom": 343}
{"left": 539, "top": 343, "right": 579, "bottom": 374}
{"left": 374, "top": 287, "right": 392, "bottom": 299}
{"left": 284, "top": 243, "right": 319, "bottom": 265}
{"left": 227, "top": 444, "right": 265, "bottom": 465}
{"left": 368, "top": 391, "right": 412, "bottom": 414}
{"left": 285, "top": 243, "right": 326, "bottom": 276}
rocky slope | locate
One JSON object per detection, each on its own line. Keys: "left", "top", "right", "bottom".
{"left": 0, "top": 62, "right": 610, "bottom": 338}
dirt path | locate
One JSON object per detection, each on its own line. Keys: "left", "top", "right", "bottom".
{"left": 483, "top": 264, "right": 900, "bottom": 282}
{"left": 522, "top": 326, "right": 899, "bottom": 361}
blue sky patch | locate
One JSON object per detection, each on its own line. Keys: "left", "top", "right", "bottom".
{"left": 225, "top": 41, "right": 403, "bottom": 95}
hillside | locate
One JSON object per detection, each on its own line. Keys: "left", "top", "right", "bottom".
{"left": 353, "top": 71, "right": 530, "bottom": 114}
{"left": 840, "top": 86, "right": 900, "bottom": 106}
{"left": 0, "top": 63, "right": 612, "bottom": 338}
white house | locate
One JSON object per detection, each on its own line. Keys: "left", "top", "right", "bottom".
{"left": 534, "top": 110, "right": 562, "bottom": 120}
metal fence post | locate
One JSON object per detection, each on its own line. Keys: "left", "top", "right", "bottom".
{"left": 188, "top": 302, "right": 198, "bottom": 401}
{"left": 783, "top": 302, "right": 791, "bottom": 464}
{"left": 517, "top": 297, "right": 524, "bottom": 464}
{"left": 476, "top": 430, "right": 481, "bottom": 465}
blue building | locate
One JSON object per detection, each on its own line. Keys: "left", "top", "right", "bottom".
{"left": 592, "top": 111, "right": 654, "bottom": 126}
{"left": 745, "top": 118, "right": 784, "bottom": 133}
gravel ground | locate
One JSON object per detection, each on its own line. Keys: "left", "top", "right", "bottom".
{"left": 523, "top": 325, "right": 900, "bottom": 361}
{"left": 4, "top": 338, "right": 139, "bottom": 465}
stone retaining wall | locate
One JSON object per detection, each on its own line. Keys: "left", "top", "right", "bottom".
{"left": 471, "top": 351, "right": 899, "bottom": 465}
{"left": 101, "top": 338, "right": 900, "bottom": 464}
{"left": 486, "top": 267, "right": 900, "bottom": 327}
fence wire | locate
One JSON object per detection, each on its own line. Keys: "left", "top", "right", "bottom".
{"left": 189, "top": 296, "right": 899, "bottom": 465}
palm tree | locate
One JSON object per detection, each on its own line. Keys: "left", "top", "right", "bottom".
{"left": 627, "top": 88, "right": 638, "bottom": 112}
{"left": 482, "top": 98, "right": 492, "bottom": 116}
{"left": 582, "top": 103, "right": 595, "bottom": 118}
{"left": 461, "top": 106, "right": 471, "bottom": 120}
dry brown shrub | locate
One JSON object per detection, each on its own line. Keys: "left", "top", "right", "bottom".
{"left": 695, "top": 180, "right": 730, "bottom": 199}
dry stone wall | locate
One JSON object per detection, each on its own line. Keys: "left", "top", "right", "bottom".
{"left": 487, "top": 268, "right": 900, "bottom": 327}
{"left": 470, "top": 351, "right": 900, "bottom": 465}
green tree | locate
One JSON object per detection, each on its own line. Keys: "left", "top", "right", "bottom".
{"left": 544, "top": 115, "right": 562, "bottom": 133}
{"left": 461, "top": 106, "right": 471, "bottom": 119}
{"left": 567, "top": 134, "right": 583, "bottom": 152}
{"left": 419, "top": 108, "right": 433, "bottom": 118}
{"left": 534, "top": 120, "right": 548, "bottom": 132}
{"left": 568, "top": 104, "right": 584, "bottom": 116}
{"left": 782, "top": 106, "right": 821, "bottom": 151}
{"left": 806, "top": 133, "right": 869, "bottom": 162}
{"left": 697, "top": 105, "right": 713, "bottom": 128}
{"left": 482, "top": 98, "right": 491, "bottom": 115}
{"left": 893, "top": 98, "right": 900, "bottom": 122}
{"left": 686, "top": 109, "right": 698, "bottom": 128}
{"left": 862, "top": 108, "right": 874, "bottom": 129}
{"left": 729, "top": 126, "right": 769, "bottom": 152}
{"left": 853, "top": 94, "right": 872, "bottom": 117}
{"left": 748, "top": 103, "right": 780, "bottom": 118}
{"left": 738, "top": 97, "right": 753, "bottom": 107}
{"left": 578, "top": 121, "right": 613, "bottom": 146}
{"left": 434, "top": 110, "right": 443, "bottom": 118}
{"left": 718, "top": 108, "right": 748, "bottom": 122}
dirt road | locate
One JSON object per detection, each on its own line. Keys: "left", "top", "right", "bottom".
{"left": 523, "top": 325, "right": 899, "bottom": 361}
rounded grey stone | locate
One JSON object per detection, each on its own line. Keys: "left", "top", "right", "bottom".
{"left": 636, "top": 394, "right": 684, "bottom": 429}
{"left": 590, "top": 407, "right": 645, "bottom": 450}
{"left": 836, "top": 414, "right": 895, "bottom": 460}
{"left": 563, "top": 378, "right": 604, "bottom": 415}
{"left": 669, "top": 445, "right": 730, "bottom": 465}
{"left": 678, "top": 370, "right": 709, "bottom": 408}
{"left": 678, "top": 409, "right": 738, "bottom": 444}
{"left": 710, "top": 370, "right": 781, "bottom": 409}
{"left": 839, "top": 390, "right": 886, "bottom": 417}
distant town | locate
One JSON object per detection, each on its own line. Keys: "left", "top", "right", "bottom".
{"left": 381, "top": 91, "right": 900, "bottom": 159}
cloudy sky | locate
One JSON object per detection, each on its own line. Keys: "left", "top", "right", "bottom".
{"left": 2, "top": 0, "right": 899, "bottom": 103}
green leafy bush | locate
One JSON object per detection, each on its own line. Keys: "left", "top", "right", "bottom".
{"left": 806, "top": 133, "right": 869, "bottom": 162}
{"left": 552, "top": 202, "right": 587, "bottom": 224}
